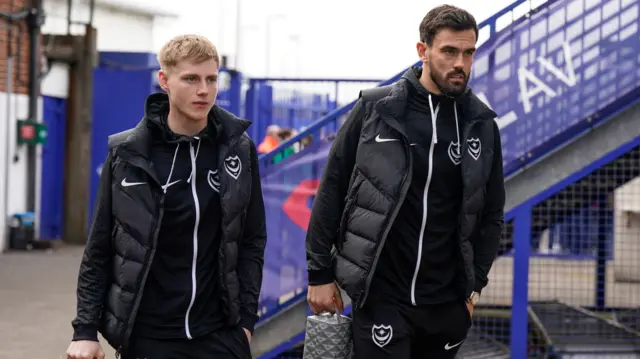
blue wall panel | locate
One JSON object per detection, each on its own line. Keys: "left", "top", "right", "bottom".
{"left": 39, "top": 96, "right": 67, "bottom": 241}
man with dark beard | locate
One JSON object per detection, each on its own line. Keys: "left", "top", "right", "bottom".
{"left": 306, "top": 5, "right": 505, "bottom": 358}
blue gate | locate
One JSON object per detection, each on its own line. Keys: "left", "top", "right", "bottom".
{"left": 39, "top": 96, "right": 67, "bottom": 241}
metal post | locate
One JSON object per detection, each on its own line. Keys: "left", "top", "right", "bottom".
{"left": 595, "top": 197, "right": 608, "bottom": 310}
{"left": 67, "top": 0, "right": 72, "bottom": 34}
{"left": 26, "top": 1, "right": 44, "bottom": 217}
{"left": 510, "top": 206, "right": 532, "bottom": 358}
{"left": 2, "top": 25, "right": 15, "bottom": 252}
{"left": 88, "top": 0, "right": 95, "bottom": 26}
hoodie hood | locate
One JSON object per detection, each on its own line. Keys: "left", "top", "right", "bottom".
{"left": 144, "top": 92, "right": 222, "bottom": 145}
{"left": 399, "top": 66, "right": 462, "bottom": 147}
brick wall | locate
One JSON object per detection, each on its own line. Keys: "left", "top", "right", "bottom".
{"left": 0, "top": 0, "right": 31, "bottom": 95}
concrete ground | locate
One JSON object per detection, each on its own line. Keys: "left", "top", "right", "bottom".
{"left": 0, "top": 244, "right": 116, "bottom": 359}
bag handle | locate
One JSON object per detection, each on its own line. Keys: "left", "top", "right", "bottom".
{"left": 316, "top": 302, "right": 343, "bottom": 323}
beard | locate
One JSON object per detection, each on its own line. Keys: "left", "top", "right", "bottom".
{"left": 428, "top": 61, "right": 469, "bottom": 98}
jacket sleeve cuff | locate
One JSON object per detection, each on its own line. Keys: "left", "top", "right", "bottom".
{"left": 473, "top": 282, "right": 485, "bottom": 295}
{"left": 308, "top": 268, "right": 334, "bottom": 286}
{"left": 72, "top": 324, "right": 99, "bottom": 342}
{"left": 240, "top": 310, "right": 258, "bottom": 334}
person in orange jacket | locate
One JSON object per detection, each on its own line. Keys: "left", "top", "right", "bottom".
{"left": 257, "top": 125, "right": 281, "bottom": 153}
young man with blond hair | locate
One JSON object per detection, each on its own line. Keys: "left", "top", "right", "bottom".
{"left": 66, "top": 34, "right": 266, "bottom": 359}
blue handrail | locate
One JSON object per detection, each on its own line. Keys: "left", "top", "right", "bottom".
{"left": 258, "top": 0, "right": 553, "bottom": 167}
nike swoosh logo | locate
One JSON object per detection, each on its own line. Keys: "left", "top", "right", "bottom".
{"left": 444, "top": 340, "right": 464, "bottom": 350}
{"left": 375, "top": 134, "right": 399, "bottom": 143}
{"left": 410, "top": 143, "right": 418, "bottom": 146}
{"left": 162, "top": 179, "right": 181, "bottom": 191}
{"left": 121, "top": 178, "right": 146, "bottom": 187}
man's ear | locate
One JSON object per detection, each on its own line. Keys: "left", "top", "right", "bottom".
{"left": 416, "top": 42, "right": 428, "bottom": 63}
{"left": 158, "top": 70, "right": 170, "bottom": 92}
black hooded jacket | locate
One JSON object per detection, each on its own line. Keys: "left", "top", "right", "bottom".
{"left": 306, "top": 67, "right": 505, "bottom": 308}
{"left": 71, "top": 93, "right": 267, "bottom": 353}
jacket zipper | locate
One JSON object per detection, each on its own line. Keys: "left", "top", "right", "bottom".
{"left": 410, "top": 98, "right": 440, "bottom": 306}
{"left": 184, "top": 141, "right": 202, "bottom": 339}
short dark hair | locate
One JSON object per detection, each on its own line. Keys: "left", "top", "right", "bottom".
{"left": 278, "top": 128, "right": 294, "bottom": 140}
{"left": 419, "top": 5, "right": 478, "bottom": 46}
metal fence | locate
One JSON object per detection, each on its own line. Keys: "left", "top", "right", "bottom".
{"left": 501, "top": 140, "right": 640, "bottom": 358}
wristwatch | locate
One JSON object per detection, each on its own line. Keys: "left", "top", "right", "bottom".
{"left": 467, "top": 291, "right": 480, "bottom": 306}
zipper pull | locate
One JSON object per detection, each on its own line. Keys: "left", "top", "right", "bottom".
{"left": 433, "top": 120, "right": 438, "bottom": 144}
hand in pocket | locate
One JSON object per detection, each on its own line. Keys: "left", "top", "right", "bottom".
{"left": 465, "top": 301, "right": 474, "bottom": 317}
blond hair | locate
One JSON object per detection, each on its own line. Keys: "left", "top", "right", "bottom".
{"left": 157, "top": 34, "right": 220, "bottom": 73}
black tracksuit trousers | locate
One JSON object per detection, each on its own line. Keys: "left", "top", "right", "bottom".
{"left": 121, "top": 325, "right": 252, "bottom": 359}
{"left": 351, "top": 295, "right": 472, "bottom": 359}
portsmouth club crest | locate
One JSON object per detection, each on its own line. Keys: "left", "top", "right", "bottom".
{"left": 448, "top": 141, "right": 462, "bottom": 165}
{"left": 466, "top": 138, "right": 481, "bottom": 160}
{"left": 372, "top": 324, "right": 393, "bottom": 348}
{"left": 224, "top": 155, "right": 242, "bottom": 179}
{"left": 207, "top": 169, "right": 220, "bottom": 193}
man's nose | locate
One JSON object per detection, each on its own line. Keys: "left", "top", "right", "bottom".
{"left": 196, "top": 81, "right": 209, "bottom": 95}
{"left": 453, "top": 54, "right": 465, "bottom": 70}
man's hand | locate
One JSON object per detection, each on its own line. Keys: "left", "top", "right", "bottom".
{"left": 465, "top": 301, "right": 474, "bottom": 317}
{"left": 307, "top": 282, "right": 344, "bottom": 315}
{"left": 243, "top": 328, "right": 252, "bottom": 343}
{"left": 66, "top": 340, "right": 105, "bottom": 359}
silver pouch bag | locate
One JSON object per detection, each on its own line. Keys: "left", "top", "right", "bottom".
{"left": 303, "top": 311, "right": 352, "bottom": 359}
